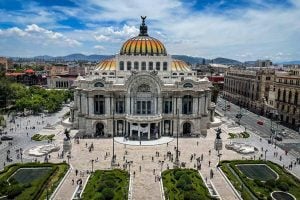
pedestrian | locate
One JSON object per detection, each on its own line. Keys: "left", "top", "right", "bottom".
{"left": 72, "top": 179, "right": 74, "bottom": 185}
{"left": 208, "top": 160, "right": 211, "bottom": 167}
{"left": 153, "top": 169, "right": 155, "bottom": 175}
{"left": 139, "top": 165, "right": 141, "bottom": 172}
{"left": 133, "top": 171, "right": 135, "bottom": 177}
{"left": 197, "top": 141, "right": 199, "bottom": 146}
{"left": 75, "top": 169, "right": 78, "bottom": 176}
{"left": 209, "top": 150, "right": 211, "bottom": 156}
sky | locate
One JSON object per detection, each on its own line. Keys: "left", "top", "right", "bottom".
{"left": 0, "top": 0, "right": 300, "bottom": 62}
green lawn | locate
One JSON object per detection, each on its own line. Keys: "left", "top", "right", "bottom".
{"left": 9, "top": 167, "right": 52, "bottom": 185}
{"left": 228, "top": 132, "right": 250, "bottom": 139}
{"left": 220, "top": 160, "right": 300, "bottom": 200}
{"left": 82, "top": 169, "right": 129, "bottom": 200}
{"left": 162, "top": 169, "right": 212, "bottom": 200}
{"left": 0, "top": 162, "right": 69, "bottom": 200}
{"left": 31, "top": 134, "right": 55, "bottom": 141}
{"left": 236, "top": 164, "right": 278, "bottom": 181}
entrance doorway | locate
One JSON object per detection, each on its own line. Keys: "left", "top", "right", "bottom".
{"left": 95, "top": 123, "right": 104, "bottom": 137}
{"left": 182, "top": 122, "right": 191, "bottom": 136}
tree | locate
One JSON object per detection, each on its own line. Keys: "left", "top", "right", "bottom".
{"left": 211, "top": 84, "right": 220, "bottom": 103}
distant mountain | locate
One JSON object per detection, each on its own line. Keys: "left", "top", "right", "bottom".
{"left": 11, "top": 53, "right": 243, "bottom": 65}
{"left": 212, "top": 57, "right": 241, "bottom": 65}
{"left": 172, "top": 55, "right": 205, "bottom": 65}
{"left": 277, "top": 61, "right": 300, "bottom": 65}
{"left": 11, "top": 54, "right": 113, "bottom": 62}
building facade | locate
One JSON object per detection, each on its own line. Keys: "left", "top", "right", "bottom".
{"left": 272, "top": 69, "right": 300, "bottom": 128}
{"left": 223, "top": 68, "right": 275, "bottom": 114}
{"left": 71, "top": 17, "right": 215, "bottom": 139}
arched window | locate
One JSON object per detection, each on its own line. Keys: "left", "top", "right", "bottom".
{"left": 183, "top": 83, "right": 193, "bottom": 88}
{"left": 179, "top": 73, "right": 184, "bottom": 76}
{"left": 119, "top": 61, "right": 124, "bottom": 70}
{"left": 172, "top": 73, "right": 177, "bottom": 76}
{"left": 149, "top": 62, "right": 153, "bottom": 70}
{"left": 94, "top": 95, "right": 105, "bottom": 114}
{"left": 95, "top": 72, "right": 99, "bottom": 75}
{"left": 182, "top": 95, "right": 193, "bottom": 114}
{"left": 127, "top": 61, "right": 131, "bottom": 70}
{"left": 163, "top": 62, "right": 168, "bottom": 71}
{"left": 115, "top": 97, "right": 125, "bottom": 114}
{"left": 141, "top": 62, "right": 146, "bottom": 70}
{"left": 103, "top": 72, "right": 107, "bottom": 75}
{"left": 134, "top": 61, "right": 139, "bottom": 70}
{"left": 94, "top": 82, "right": 104, "bottom": 87}
{"left": 156, "top": 62, "right": 160, "bottom": 71}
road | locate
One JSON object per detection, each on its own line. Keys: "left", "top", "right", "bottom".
{"left": 216, "top": 97, "right": 300, "bottom": 157}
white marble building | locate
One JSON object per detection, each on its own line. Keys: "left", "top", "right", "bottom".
{"left": 70, "top": 17, "right": 215, "bottom": 140}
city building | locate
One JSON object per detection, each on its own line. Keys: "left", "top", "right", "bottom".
{"left": 5, "top": 69, "right": 46, "bottom": 86}
{"left": 70, "top": 17, "right": 216, "bottom": 139}
{"left": 0, "top": 57, "right": 13, "bottom": 70}
{"left": 256, "top": 60, "right": 273, "bottom": 68}
{"left": 271, "top": 68, "right": 300, "bottom": 129}
{"left": 47, "top": 75, "right": 77, "bottom": 89}
{"left": 223, "top": 68, "right": 275, "bottom": 114}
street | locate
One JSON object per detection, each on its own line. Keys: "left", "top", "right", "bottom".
{"left": 216, "top": 97, "right": 300, "bottom": 157}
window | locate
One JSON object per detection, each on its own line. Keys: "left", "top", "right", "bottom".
{"left": 127, "top": 61, "right": 131, "bottom": 70}
{"left": 277, "top": 89, "right": 281, "bottom": 100}
{"left": 119, "top": 61, "right": 124, "bottom": 70}
{"left": 266, "top": 77, "right": 270, "bottom": 80}
{"left": 94, "top": 95, "right": 105, "bottom": 114}
{"left": 115, "top": 98, "right": 125, "bottom": 114}
{"left": 141, "top": 62, "right": 146, "bottom": 70}
{"left": 295, "top": 92, "right": 298, "bottom": 105}
{"left": 182, "top": 95, "right": 193, "bottom": 114}
{"left": 290, "top": 80, "right": 293, "bottom": 85}
{"left": 163, "top": 98, "right": 172, "bottom": 114}
{"left": 94, "top": 82, "right": 104, "bottom": 87}
{"left": 163, "top": 62, "right": 168, "bottom": 71}
{"left": 156, "top": 62, "right": 160, "bottom": 70}
{"left": 134, "top": 61, "right": 139, "bottom": 70}
{"left": 136, "top": 100, "right": 151, "bottom": 114}
{"left": 183, "top": 83, "right": 193, "bottom": 88}
{"left": 149, "top": 62, "right": 153, "bottom": 70}
{"left": 283, "top": 90, "right": 286, "bottom": 102}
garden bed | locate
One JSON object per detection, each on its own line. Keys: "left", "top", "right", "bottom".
{"left": 31, "top": 134, "right": 55, "bottom": 141}
{"left": 220, "top": 160, "right": 300, "bottom": 200}
{"left": 228, "top": 132, "right": 250, "bottom": 139}
{"left": 0, "top": 162, "right": 69, "bottom": 200}
{"left": 162, "top": 168, "right": 212, "bottom": 200}
{"left": 81, "top": 169, "right": 129, "bottom": 200}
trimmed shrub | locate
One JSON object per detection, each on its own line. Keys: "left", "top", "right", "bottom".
{"left": 277, "top": 181, "right": 289, "bottom": 191}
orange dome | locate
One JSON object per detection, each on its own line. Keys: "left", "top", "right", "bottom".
{"left": 120, "top": 36, "right": 167, "bottom": 56}
{"left": 171, "top": 60, "right": 191, "bottom": 71}
{"left": 95, "top": 59, "right": 116, "bottom": 70}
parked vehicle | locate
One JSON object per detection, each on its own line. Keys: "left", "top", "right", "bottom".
{"left": 1, "top": 136, "right": 13, "bottom": 141}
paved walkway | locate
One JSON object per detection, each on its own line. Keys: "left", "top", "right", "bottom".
{"left": 48, "top": 124, "right": 244, "bottom": 200}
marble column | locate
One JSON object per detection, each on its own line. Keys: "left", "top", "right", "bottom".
{"left": 130, "top": 123, "right": 132, "bottom": 137}
{"left": 138, "top": 123, "right": 140, "bottom": 138}
{"left": 148, "top": 123, "right": 150, "bottom": 140}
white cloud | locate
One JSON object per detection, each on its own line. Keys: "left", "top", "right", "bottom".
{"left": 94, "top": 34, "right": 110, "bottom": 41}
{"left": 0, "top": 24, "right": 81, "bottom": 46}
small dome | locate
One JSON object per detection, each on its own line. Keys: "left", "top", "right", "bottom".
{"left": 95, "top": 59, "right": 116, "bottom": 71}
{"left": 171, "top": 60, "right": 191, "bottom": 72}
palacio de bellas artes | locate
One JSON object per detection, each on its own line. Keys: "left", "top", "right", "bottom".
{"left": 70, "top": 17, "right": 218, "bottom": 140}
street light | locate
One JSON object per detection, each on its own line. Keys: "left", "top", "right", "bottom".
{"left": 91, "top": 159, "right": 94, "bottom": 172}
{"left": 265, "top": 149, "right": 268, "bottom": 161}
{"left": 175, "top": 108, "right": 179, "bottom": 167}
{"left": 112, "top": 109, "right": 115, "bottom": 166}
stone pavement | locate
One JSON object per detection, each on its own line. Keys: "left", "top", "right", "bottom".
{"left": 48, "top": 124, "right": 246, "bottom": 200}
{"left": 36, "top": 115, "right": 300, "bottom": 200}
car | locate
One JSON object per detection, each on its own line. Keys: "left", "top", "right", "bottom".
{"left": 274, "top": 136, "right": 283, "bottom": 141}
{"left": 257, "top": 121, "right": 264, "bottom": 125}
{"left": 1, "top": 136, "right": 13, "bottom": 141}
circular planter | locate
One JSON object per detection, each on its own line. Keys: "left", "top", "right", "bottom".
{"left": 271, "top": 191, "right": 296, "bottom": 200}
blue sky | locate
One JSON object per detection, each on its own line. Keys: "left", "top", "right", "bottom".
{"left": 0, "top": 0, "right": 300, "bottom": 62}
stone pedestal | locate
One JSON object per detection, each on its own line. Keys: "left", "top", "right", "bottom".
{"left": 63, "top": 138, "right": 72, "bottom": 153}
{"left": 214, "top": 138, "right": 223, "bottom": 151}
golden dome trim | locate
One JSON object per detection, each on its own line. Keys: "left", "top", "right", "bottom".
{"left": 171, "top": 60, "right": 191, "bottom": 72}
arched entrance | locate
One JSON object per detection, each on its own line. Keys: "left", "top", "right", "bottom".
{"left": 182, "top": 122, "right": 191, "bottom": 136}
{"left": 95, "top": 122, "right": 104, "bottom": 137}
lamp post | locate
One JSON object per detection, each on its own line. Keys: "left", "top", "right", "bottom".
{"left": 265, "top": 149, "right": 268, "bottom": 161}
{"left": 175, "top": 108, "right": 179, "bottom": 167}
{"left": 112, "top": 109, "right": 116, "bottom": 166}
{"left": 91, "top": 159, "right": 94, "bottom": 172}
